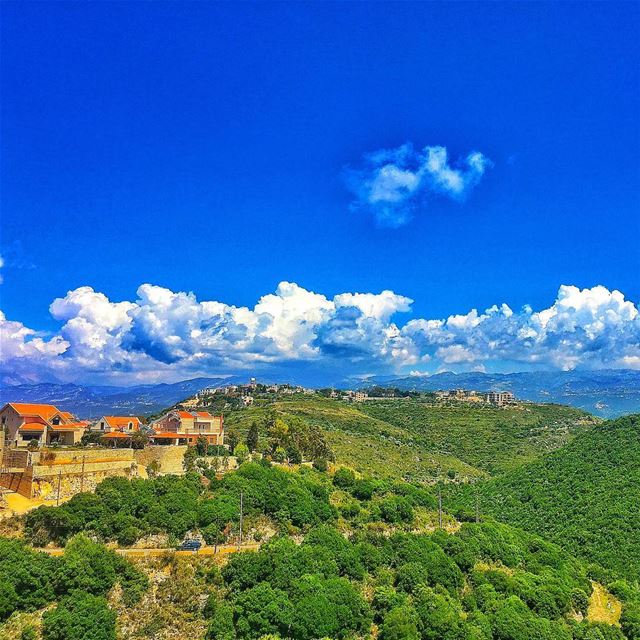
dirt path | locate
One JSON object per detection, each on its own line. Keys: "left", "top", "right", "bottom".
{"left": 35, "top": 542, "right": 260, "bottom": 557}
{"left": 0, "top": 491, "right": 69, "bottom": 520}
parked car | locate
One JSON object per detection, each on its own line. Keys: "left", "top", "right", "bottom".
{"left": 177, "top": 539, "right": 202, "bottom": 552}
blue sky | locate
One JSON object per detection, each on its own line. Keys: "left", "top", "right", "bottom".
{"left": 1, "top": 2, "right": 639, "bottom": 384}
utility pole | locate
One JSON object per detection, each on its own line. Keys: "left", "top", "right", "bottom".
{"left": 80, "top": 454, "right": 86, "bottom": 493}
{"left": 56, "top": 469, "right": 62, "bottom": 506}
{"left": 438, "top": 482, "right": 443, "bottom": 529}
{"left": 238, "top": 491, "right": 244, "bottom": 549}
{"left": 475, "top": 490, "right": 480, "bottom": 524}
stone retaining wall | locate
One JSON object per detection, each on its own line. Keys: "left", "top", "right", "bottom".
{"left": 134, "top": 445, "right": 187, "bottom": 475}
{"left": 0, "top": 445, "right": 189, "bottom": 498}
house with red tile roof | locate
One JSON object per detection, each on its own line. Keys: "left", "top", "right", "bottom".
{"left": 150, "top": 409, "right": 224, "bottom": 446}
{"left": 90, "top": 415, "right": 143, "bottom": 444}
{"left": 0, "top": 403, "right": 88, "bottom": 447}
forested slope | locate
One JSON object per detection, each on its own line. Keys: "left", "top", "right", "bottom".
{"left": 447, "top": 414, "right": 640, "bottom": 581}
{"left": 8, "top": 462, "right": 640, "bottom": 639}
{"left": 222, "top": 396, "right": 594, "bottom": 480}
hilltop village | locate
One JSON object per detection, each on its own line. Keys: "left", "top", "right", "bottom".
{"left": 0, "top": 381, "right": 519, "bottom": 508}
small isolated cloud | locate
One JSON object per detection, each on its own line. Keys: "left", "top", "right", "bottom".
{"left": 346, "top": 143, "right": 491, "bottom": 227}
{"left": 0, "top": 255, "right": 4, "bottom": 284}
{"left": 0, "top": 283, "right": 638, "bottom": 384}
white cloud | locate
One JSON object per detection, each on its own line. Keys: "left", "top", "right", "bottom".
{"left": 0, "top": 283, "right": 638, "bottom": 384}
{"left": 346, "top": 143, "right": 491, "bottom": 226}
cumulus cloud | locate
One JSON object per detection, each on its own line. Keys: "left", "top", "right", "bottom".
{"left": 346, "top": 143, "right": 491, "bottom": 226}
{"left": 0, "top": 283, "right": 638, "bottom": 384}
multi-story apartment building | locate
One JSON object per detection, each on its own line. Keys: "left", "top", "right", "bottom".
{"left": 485, "top": 391, "right": 515, "bottom": 406}
{"left": 150, "top": 410, "right": 224, "bottom": 446}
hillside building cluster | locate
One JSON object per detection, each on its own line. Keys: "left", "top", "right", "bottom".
{"left": 0, "top": 403, "right": 225, "bottom": 450}
{"left": 434, "top": 389, "right": 516, "bottom": 406}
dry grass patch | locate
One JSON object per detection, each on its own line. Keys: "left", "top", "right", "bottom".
{"left": 587, "top": 581, "right": 622, "bottom": 626}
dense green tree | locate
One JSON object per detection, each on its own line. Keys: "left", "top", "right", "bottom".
{"left": 412, "top": 586, "right": 467, "bottom": 640}
{"left": 129, "top": 431, "right": 149, "bottom": 450}
{"left": 333, "top": 467, "right": 356, "bottom": 489}
{"left": 379, "top": 606, "right": 420, "bottom": 640}
{"left": 396, "top": 562, "right": 429, "bottom": 594}
{"left": 235, "top": 443, "right": 250, "bottom": 464}
{"left": 206, "top": 603, "right": 236, "bottom": 640}
{"left": 196, "top": 435, "right": 209, "bottom": 455}
{"left": 379, "top": 495, "right": 414, "bottom": 524}
{"left": 286, "top": 445, "right": 302, "bottom": 465}
{"left": 351, "top": 478, "right": 377, "bottom": 500}
{"left": 234, "top": 583, "right": 294, "bottom": 638}
{"left": 227, "top": 429, "right": 240, "bottom": 454}
{"left": 54, "top": 535, "right": 147, "bottom": 604}
{"left": 448, "top": 415, "right": 640, "bottom": 580}
{"left": 620, "top": 602, "right": 640, "bottom": 640}
{"left": 491, "top": 596, "right": 571, "bottom": 640}
{"left": 42, "top": 592, "right": 116, "bottom": 640}
{"left": 0, "top": 538, "right": 57, "bottom": 620}
{"left": 246, "top": 422, "right": 259, "bottom": 452}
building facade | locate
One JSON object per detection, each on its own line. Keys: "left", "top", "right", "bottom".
{"left": 485, "top": 391, "right": 515, "bottom": 406}
{"left": 92, "top": 416, "right": 142, "bottom": 434}
{"left": 0, "top": 403, "right": 88, "bottom": 447}
{"left": 90, "top": 416, "right": 143, "bottom": 445}
{"left": 150, "top": 410, "right": 224, "bottom": 446}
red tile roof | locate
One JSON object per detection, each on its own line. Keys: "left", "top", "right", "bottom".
{"left": 9, "top": 403, "right": 64, "bottom": 421}
{"left": 103, "top": 416, "right": 141, "bottom": 429}
{"left": 19, "top": 422, "right": 45, "bottom": 431}
{"left": 102, "top": 431, "right": 131, "bottom": 438}
{"left": 49, "top": 423, "right": 87, "bottom": 431}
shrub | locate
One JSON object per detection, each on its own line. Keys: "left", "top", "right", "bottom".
{"left": 313, "top": 458, "right": 328, "bottom": 472}
{"left": 287, "top": 445, "right": 302, "bottom": 465}
{"left": 333, "top": 467, "right": 356, "bottom": 489}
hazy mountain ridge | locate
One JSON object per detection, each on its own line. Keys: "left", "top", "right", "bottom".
{"left": 0, "top": 377, "right": 242, "bottom": 418}
{"left": 357, "top": 369, "right": 640, "bottom": 418}
{"left": 1, "top": 369, "right": 638, "bottom": 418}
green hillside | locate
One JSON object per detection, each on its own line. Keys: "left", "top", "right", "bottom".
{"left": 447, "top": 414, "right": 640, "bottom": 581}
{"left": 358, "top": 400, "right": 593, "bottom": 474}
{"left": 12, "top": 462, "right": 640, "bottom": 639}
{"left": 222, "top": 396, "right": 595, "bottom": 480}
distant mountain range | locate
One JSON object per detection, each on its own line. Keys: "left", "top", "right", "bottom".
{"left": 355, "top": 369, "right": 640, "bottom": 418}
{"left": 0, "top": 369, "right": 638, "bottom": 419}
{"left": 0, "top": 377, "right": 245, "bottom": 419}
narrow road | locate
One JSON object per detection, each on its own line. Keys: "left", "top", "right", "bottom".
{"left": 35, "top": 542, "right": 260, "bottom": 557}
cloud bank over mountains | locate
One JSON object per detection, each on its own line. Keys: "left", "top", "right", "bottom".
{"left": 346, "top": 143, "right": 492, "bottom": 226}
{"left": 1, "top": 282, "right": 639, "bottom": 385}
